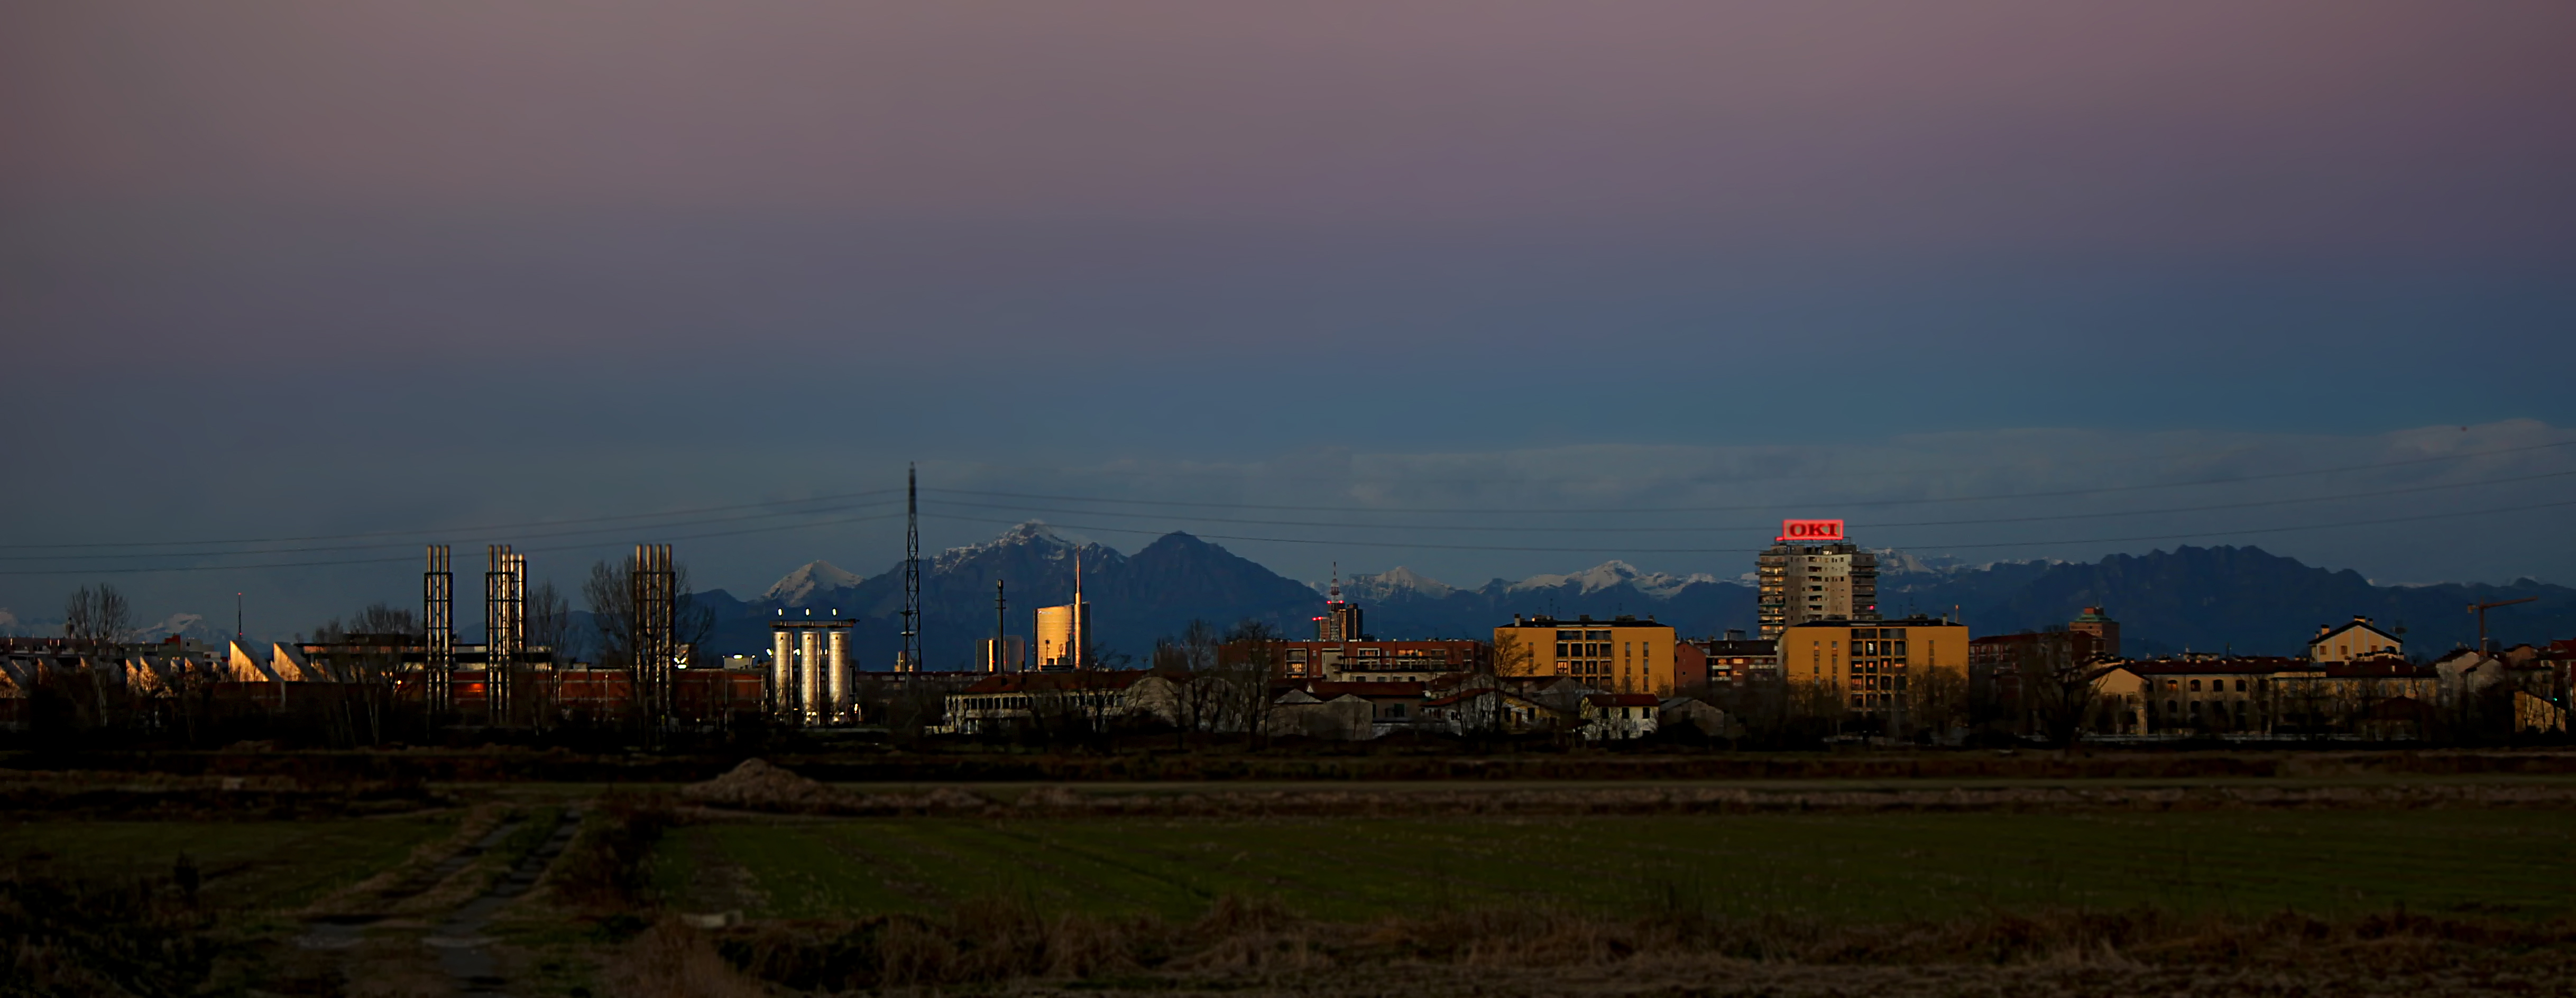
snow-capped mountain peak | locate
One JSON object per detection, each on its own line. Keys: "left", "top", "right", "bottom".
{"left": 933, "top": 521, "right": 1117, "bottom": 572}
{"left": 136, "top": 612, "right": 224, "bottom": 643}
{"left": 1334, "top": 566, "right": 1457, "bottom": 599}
{"left": 1508, "top": 560, "right": 1716, "bottom": 598}
{"left": 762, "top": 560, "right": 867, "bottom": 606}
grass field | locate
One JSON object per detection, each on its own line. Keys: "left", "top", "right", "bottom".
{"left": 656, "top": 810, "right": 2576, "bottom": 924}
{"left": 0, "top": 815, "right": 454, "bottom": 910}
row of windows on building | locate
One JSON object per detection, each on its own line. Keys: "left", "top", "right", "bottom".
{"left": 1283, "top": 648, "right": 1455, "bottom": 663}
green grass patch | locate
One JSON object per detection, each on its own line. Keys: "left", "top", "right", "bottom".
{"left": 663, "top": 810, "right": 2576, "bottom": 923}
{"left": 0, "top": 814, "right": 453, "bottom": 910}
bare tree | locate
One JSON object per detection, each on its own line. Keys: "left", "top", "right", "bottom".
{"left": 2018, "top": 640, "right": 2105, "bottom": 747}
{"left": 1909, "top": 663, "right": 1970, "bottom": 743}
{"left": 584, "top": 560, "right": 635, "bottom": 668}
{"left": 1786, "top": 675, "right": 1850, "bottom": 740}
{"left": 1490, "top": 631, "right": 1537, "bottom": 679}
{"left": 310, "top": 603, "right": 421, "bottom": 745}
{"left": 61, "top": 584, "right": 132, "bottom": 730}
{"left": 1714, "top": 674, "right": 1792, "bottom": 747}
{"left": 62, "top": 584, "right": 131, "bottom": 653}
{"left": 528, "top": 581, "right": 572, "bottom": 659}
{"left": 585, "top": 556, "right": 716, "bottom": 734}
{"left": 1222, "top": 619, "right": 1285, "bottom": 747}
{"left": 1164, "top": 618, "right": 1230, "bottom": 745}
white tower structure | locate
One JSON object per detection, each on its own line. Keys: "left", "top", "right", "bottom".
{"left": 771, "top": 625, "right": 794, "bottom": 715}
{"left": 798, "top": 626, "right": 822, "bottom": 722}
{"left": 824, "top": 625, "right": 848, "bottom": 716}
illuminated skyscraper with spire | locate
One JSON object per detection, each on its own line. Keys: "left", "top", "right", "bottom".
{"left": 1315, "top": 565, "right": 1364, "bottom": 642}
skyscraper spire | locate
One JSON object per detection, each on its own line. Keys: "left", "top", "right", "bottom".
{"left": 1320, "top": 560, "right": 1361, "bottom": 642}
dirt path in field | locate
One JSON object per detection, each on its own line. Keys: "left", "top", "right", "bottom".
{"left": 422, "top": 804, "right": 583, "bottom": 995}
{"left": 295, "top": 810, "right": 527, "bottom": 953}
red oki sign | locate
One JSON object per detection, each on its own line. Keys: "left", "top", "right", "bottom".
{"left": 1779, "top": 519, "right": 1845, "bottom": 541}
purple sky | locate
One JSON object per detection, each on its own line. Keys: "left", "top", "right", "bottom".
{"left": 4, "top": 2, "right": 2573, "bottom": 638}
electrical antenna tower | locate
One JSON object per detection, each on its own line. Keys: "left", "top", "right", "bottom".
{"left": 425, "top": 545, "right": 455, "bottom": 715}
{"left": 900, "top": 463, "right": 922, "bottom": 673}
{"left": 484, "top": 545, "right": 526, "bottom": 725}
{"left": 992, "top": 579, "right": 1007, "bottom": 673}
{"left": 632, "top": 543, "right": 677, "bottom": 725}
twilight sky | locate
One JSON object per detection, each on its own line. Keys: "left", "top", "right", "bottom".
{"left": 3, "top": 2, "right": 2572, "bottom": 640}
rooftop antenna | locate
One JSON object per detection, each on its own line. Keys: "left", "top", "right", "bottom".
{"left": 901, "top": 463, "right": 922, "bottom": 674}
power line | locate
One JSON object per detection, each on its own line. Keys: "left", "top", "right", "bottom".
{"left": 923, "top": 467, "right": 2576, "bottom": 534}
{"left": 0, "top": 487, "right": 904, "bottom": 551}
{"left": 0, "top": 510, "right": 909, "bottom": 577}
{"left": 922, "top": 439, "right": 2576, "bottom": 515}
{"left": 925, "top": 436, "right": 2428, "bottom": 488}
{"left": 923, "top": 496, "right": 2576, "bottom": 555}
{"left": 0, "top": 498, "right": 905, "bottom": 563}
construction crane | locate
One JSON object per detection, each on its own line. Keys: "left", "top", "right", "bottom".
{"left": 2468, "top": 596, "right": 2537, "bottom": 654}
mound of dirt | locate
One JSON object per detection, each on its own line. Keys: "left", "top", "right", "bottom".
{"left": 682, "top": 759, "right": 854, "bottom": 813}
{"left": 681, "top": 760, "right": 993, "bottom": 816}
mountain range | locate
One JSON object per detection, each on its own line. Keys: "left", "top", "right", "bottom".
{"left": 679, "top": 522, "right": 2576, "bottom": 667}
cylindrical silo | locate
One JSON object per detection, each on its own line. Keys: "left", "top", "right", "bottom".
{"left": 798, "top": 630, "right": 822, "bottom": 723}
{"left": 824, "top": 627, "right": 848, "bottom": 721}
{"left": 770, "top": 629, "right": 795, "bottom": 718}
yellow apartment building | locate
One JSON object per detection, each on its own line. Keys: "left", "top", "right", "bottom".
{"left": 1779, "top": 616, "right": 1968, "bottom": 716}
{"left": 1494, "top": 614, "right": 1678, "bottom": 697}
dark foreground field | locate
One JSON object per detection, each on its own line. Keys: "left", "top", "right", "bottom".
{"left": 10, "top": 752, "right": 2576, "bottom": 996}
{"left": 654, "top": 810, "right": 2576, "bottom": 923}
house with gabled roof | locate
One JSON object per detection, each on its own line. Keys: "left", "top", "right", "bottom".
{"left": 2309, "top": 615, "right": 2403, "bottom": 663}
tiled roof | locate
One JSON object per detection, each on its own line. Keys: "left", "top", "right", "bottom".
{"left": 2119, "top": 658, "right": 2307, "bottom": 675}
{"left": 959, "top": 670, "right": 1153, "bottom": 695}
{"left": 1306, "top": 681, "right": 1424, "bottom": 699}
{"left": 2319, "top": 661, "right": 2437, "bottom": 679}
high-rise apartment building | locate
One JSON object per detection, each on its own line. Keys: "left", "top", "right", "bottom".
{"left": 1757, "top": 520, "right": 1877, "bottom": 639}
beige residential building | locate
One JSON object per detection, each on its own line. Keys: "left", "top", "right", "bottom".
{"left": 2097, "top": 657, "right": 2438, "bottom": 738}
{"left": 1494, "top": 614, "right": 1678, "bottom": 697}
{"left": 1758, "top": 540, "right": 1878, "bottom": 639}
{"left": 2308, "top": 615, "right": 2403, "bottom": 663}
